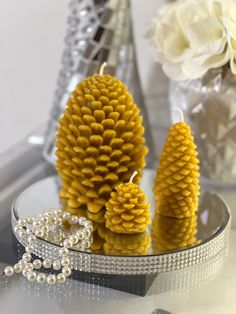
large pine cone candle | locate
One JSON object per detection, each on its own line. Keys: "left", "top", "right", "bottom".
{"left": 153, "top": 109, "right": 200, "bottom": 218}
{"left": 151, "top": 213, "right": 197, "bottom": 253}
{"left": 105, "top": 171, "right": 151, "bottom": 234}
{"left": 56, "top": 64, "right": 148, "bottom": 223}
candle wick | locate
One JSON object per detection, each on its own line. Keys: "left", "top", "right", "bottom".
{"left": 129, "top": 171, "right": 138, "bottom": 183}
{"left": 99, "top": 62, "right": 107, "bottom": 75}
{"left": 174, "top": 107, "right": 184, "bottom": 122}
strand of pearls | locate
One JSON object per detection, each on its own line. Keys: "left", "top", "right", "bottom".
{"left": 4, "top": 209, "right": 93, "bottom": 285}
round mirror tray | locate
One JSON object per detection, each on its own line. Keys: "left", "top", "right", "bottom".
{"left": 12, "top": 170, "right": 230, "bottom": 277}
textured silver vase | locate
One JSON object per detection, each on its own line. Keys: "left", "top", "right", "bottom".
{"left": 170, "top": 68, "right": 236, "bottom": 185}
{"left": 43, "top": 0, "right": 154, "bottom": 167}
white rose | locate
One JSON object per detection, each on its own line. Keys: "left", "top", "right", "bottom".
{"left": 214, "top": 0, "right": 236, "bottom": 74}
{"left": 149, "top": 0, "right": 230, "bottom": 81}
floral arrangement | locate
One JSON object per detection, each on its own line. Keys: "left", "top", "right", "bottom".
{"left": 148, "top": 0, "right": 236, "bottom": 81}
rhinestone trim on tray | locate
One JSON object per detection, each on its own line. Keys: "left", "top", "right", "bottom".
{"left": 12, "top": 210, "right": 230, "bottom": 276}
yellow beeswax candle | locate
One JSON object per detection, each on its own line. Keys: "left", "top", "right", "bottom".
{"left": 56, "top": 63, "right": 148, "bottom": 223}
{"left": 104, "top": 230, "right": 150, "bottom": 256}
{"left": 151, "top": 212, "right": 197, "bottom": 253}
{"left": 105, "top": 171, "right": 151, "bottom": 234}
{"left": 84, "top": 222, "right": 106, "bottom": 253}
{"left": 153, "top": 108, "right": 200, "bottom": 218}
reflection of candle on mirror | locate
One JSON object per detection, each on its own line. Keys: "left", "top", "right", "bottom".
{"left": 151, "top": 213, "right": 197, "bottom": 253}
{"left": 153, "top": 108, "right": 200, "bottom": 219}
{"left": 104, "top": 229, "right": 150, "bottom": 256}
{"left": 56, "top": 62, "right": 148, "bottom": 223}
{"left": 105, "top": 171, "right": 151, "bottom": 234}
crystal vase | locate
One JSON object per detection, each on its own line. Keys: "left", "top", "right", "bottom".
{"left": 43, "top": 0, "right": 154, "bottom": 168}
{"left": 170, "top": 68, "right": 236, "bottom": 185}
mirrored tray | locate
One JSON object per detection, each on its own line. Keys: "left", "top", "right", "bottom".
{"left": 12, "top": 170, "right": 230, "bottom": 276}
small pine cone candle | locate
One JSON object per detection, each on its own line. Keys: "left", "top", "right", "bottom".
{"left": 151, "top": 213, "right": 197, "bottom": 253}
{"left": 153, "top": 109, "right": 200, "bottom": 218}
{"left": 56, "top": 63, "right": 148, "bottom": 223}
{"left": 104, "top": 230, "right": 150, "bottom": 256}
{"left": 105, "top": 171, "right": 151, "bottom": 234}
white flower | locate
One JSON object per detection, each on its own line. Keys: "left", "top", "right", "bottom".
{"left": 148, "top": 0, "right": 231, "bottom": 81}
{"left": 215, "top": 0, "right": 236, "bottom": 74}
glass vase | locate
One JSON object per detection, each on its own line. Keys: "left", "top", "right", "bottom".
{"left": 169, "top": 68, "right": 236, "bottom": 186}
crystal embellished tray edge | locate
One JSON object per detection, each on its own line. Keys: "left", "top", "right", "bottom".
{"left": 11, "top": 178, "right": 231, "bottom": 275}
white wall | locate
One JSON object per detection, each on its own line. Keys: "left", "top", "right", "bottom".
{"left": 0, "top": 0, "right": 169, "bottom": 155}
{"left": 0, "top": 0, "right": 66, "bottom": 153}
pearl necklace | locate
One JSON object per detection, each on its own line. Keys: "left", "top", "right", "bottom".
{"left": 4, "top": 209, "right": 93, "bottom": 285}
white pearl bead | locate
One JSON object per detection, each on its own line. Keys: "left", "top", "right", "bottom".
{"left": 63, "top": 239, "right": 73, "bottom": 248}
{"left": 18, "top": 259, "right": 27, "bottom": 266}
{"left": 41, "top": 216, "right": 49, "bottom": 224}
{"left": 35, "top": 229, "right": 44, "bottom": 237}
{"left": 47, "top": 274, "right": 57, "bottom": 285}
{"left": 83, "top": 240, "right": 91, "bottom": 248}
{"left": 33, "top": 221, "right": 41, "bottom": 228}
{"left": 69, "top": 235, "right": 78, "bottom": 244}
{"left": 37, "top": 273, "right": 46, "bottom": 283}
{"left": 28, "top": 235, "right": 36, "bottom": 243}
{"left": 33, "top": 259, "right": 42, "bottom": 270}
{"left": 27, "top": 218, "right": 35, "bottom": 224}
{"left": 61, "top": 257, "right": 70, "bottom": 267}
{"left": 43, "top": 259, "right": 51, "bottom": 268}
{"left": 27, "top": 271, "right": 37, "bottom": 282}
{"left": 57, "top": 273, "right": 66, "bottom": 284}
{"left": 22, "top": 253, "right": 32, "bottom": 262}
{"left": 52, "top": 260, "right": 61, "bottom": 270}
{"left": 25, "top": 263, "right": 34, "bottom": 271}
{"left": 13, "top": 263, "right": 23, "bottom": 273}
{"left": 18, "top": 230, "right": 25, "bottom": 238}
{"left": 78, "top": 217, "right": 86, "bottom": 225}
{"left": 84, "top": 221, "right": 92, "bottom": 228}
{"left": 59, "top": 247, "right": 69, "bottom": 256}
{"left": 14, "top": 225, "right": 22, "bottom": 233}
{"left": 22, "top": 269, "right": 29, "bottom": 277}
{"left": 62, "top": 267, "right": 71, "bottom": 277}
{"left": 43, "top": 226, "right": 49, "bottom": 233}
{"left": 76, "top": 230, "right": 84, "bottom": 240}
{"left": 83, "top": 229, "right": 91, "bottom": 237}
{"left": 25, "top": 245, "right": 34, "bottom": 253}
{"left": 17, "top": 219, "right": 25, "bottom": 225}
{"left": 26, "top": 228, "right": 33, "bottom": 235}
{"left": 4, "top": 266, "right": 14, "bottom": 276}
{"left": 69, "top": 215, "right": 78, "bottom": 225}
{"left": 62, "top": 212, "right": 70, "bottom": 220}
{"left": 50, "top": 216, "right": 57, "bottom": 224}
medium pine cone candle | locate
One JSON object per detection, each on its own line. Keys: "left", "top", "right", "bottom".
{"left": 153, "top": 108, "right": 200, "bottom": 218}
{"left": 104, "top": 230, "right": 150, "bottom": 256}
{"left": 56, "top": 63, "right": 148, "bottom": 223}
{"left": 151, "top": 213, "right": 197, "bottom": 253}
{"left": 105, "top": 171, "right": 151, "bottom": 234}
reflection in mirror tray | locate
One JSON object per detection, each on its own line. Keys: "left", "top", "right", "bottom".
{"left": 11, "top": 170, "right": 230, "bottom": 277}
